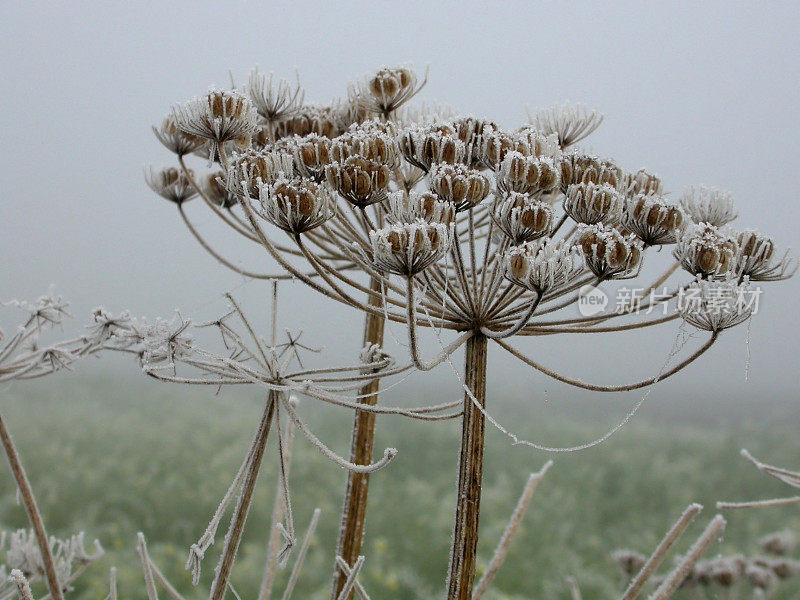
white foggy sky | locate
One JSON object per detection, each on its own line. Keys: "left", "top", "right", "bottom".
{"left": 1, "top": 1, "right": 798, "bottom": 402}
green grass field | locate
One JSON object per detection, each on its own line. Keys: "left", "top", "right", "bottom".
{"left": 1, "top": 376, "right": 798, "bottom": 599}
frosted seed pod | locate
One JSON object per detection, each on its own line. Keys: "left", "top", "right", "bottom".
{"left": 564, "top": 182, "right": 623, "bottom": 224}
{"left": 674, "top": 223, "right": 737, "bottom": 278}
{"left": 144, "top": 166, "right": 197, "bottom": 205}
{"left": 623, "top": 192, "right": 687, "bottom": 246}
{"left": 624, "top": 168, "right": 663, "bottom": 196}
{"left": 274, "top": 105, "right": 339, "bottom": 139}
{"left": 387, "top": 191, "right": 455, "bottom": 225}
{"left": 325, "top": 156, "right": 392, "bottom": 208}
{"left": 226, "top": 149, "right": 295, "bottom": 199}
{"left": 530, "top": 102, "right": 604, "bottom": 148}
{"left": 398, "top": 124, "right": 466, "bottom": 171}
{"left": 258, "top": 177, "right": 336, "bottom": 234}
{"left": 289, "top": 134, "right": 333, "bottom": 179}
{"left": 430, "top": 163, "right": 491, "bottom": 211}
{"left": 152, "top": 115, "right": 205, "bottom": 156}
{"left": 203, "top": 171, "right": 237, "bottom": 208}
{"left": 496, "top": 151, "right": 560, "bottom": 196}
{"left": 504, "top": 240, "right": 582, "bottom": 294}
{"left": 368, "top": 220, "right": 452, "bottom": 276}
{"left": 680, "top": 186, "right": 738, "bottom": 226}
{"left": 492, "top": 192, "right": 553, "bottom": 245}
{"left": 678, "top": 278, "right": 753, "bottom": 332}
{"left": 560, "top": 152, "right": 622, "bottom": 192}
{"left": 172, "top": 89, "right": 260, "bottom": 159}
{"left": 577, "top": 224, "right": 643, "bottom": 278}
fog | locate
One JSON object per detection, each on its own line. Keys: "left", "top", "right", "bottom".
{"left": 1, "top": 1, "right": 798, "bottom": 409}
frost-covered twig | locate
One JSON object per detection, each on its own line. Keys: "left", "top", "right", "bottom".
{"left": 621, "top": 503, "right": 703, "bottom": 600}
{"left": 648, "top": 515, "right": 727, "bottom": 600}
{"left": 280, "top": 509, "right": 321, "bottom": 600}
{"left": 472, "top": 461, "right": 553, "bottom": 600}
{"left": 717, "top": 449, "right": 800, "bottom": 510}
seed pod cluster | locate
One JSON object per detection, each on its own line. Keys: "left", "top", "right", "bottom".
{"left": 492, "top": 192, "right": 554, "bottom": 245}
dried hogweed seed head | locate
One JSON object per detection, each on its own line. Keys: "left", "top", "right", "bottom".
{"left": 492, "top": 192, "right": 553, "bottom": 245}
{"left": 429, "top": 163, "right": 491, "bottom": 211}
{"left": 144, "top": 166, "right": 198, "bottom": 204}
{"left": 480, "top": 126, "right": 561, "bottom": 170}
{"left": 226, "top": 148, "right": 295, "bottom": 198}
{"left": 152, "top": 115, "right": 205, "bottom": 156}
{"left": 560, "top": 152, "right": 622, "bottom": 192}
{"left": 564, "top": 182, "right": 624, "bottom": 224}
{"left": 289, "top": 133, "right": 332, "bottom": 179}
{"left": 678, "top": 278, "right": 753, "bottom": 332}
{"left": 733, "top": 229, "right": 797, "bottom": 281}
{"left": 451, "top": 116, "right": 498, "bottom": 167}
{"left": 247, "top": 68, "right": 304, "bottom": 122}
{"left": 504, "top": 239, "right": 582, "bottom": 294}
{"left": 680, "top": 186, "right": 738, "bottom": 226}
{"left": 387, "top": 191, "right": 455, "bottom": 225}
{"left": 258, "top": 176, "right": 336, "bottom": 234}
{"left": 398, "top": 124, "right": 466, "bottom": 171}
{"left": 623, "top": 192, "right": 687, "bottom": 245}
{"left": 274, "top": 105, "right": 340, "bottom": 139}
{"left": 325, "top": 156, "right": 392, "bottom": 207}
{"left": 530, "top": 102, "right": 604, "bottom": 148}
{"left": 172, "top": 89, "right": 260, "bottom": 151}
{"left": 759, "top": 531, "right": 797, "bottom": 556}
{"left": 361, "top": 65, "right": 423, "bottom": 116}
{"left": 612, "top": 550, "right": 647, "bottom": 577}
{"left": 746, "top": 564, "right": 777, "bottom": 590}
{"left": 674, "top": 223, "right": 738, "bottom": 278}
{"left": 577, "top": 223, "right": 643, "bottom": 278}
{"left": 330, "top": 128, "right": 400, "bottom": 167}
{"left": 367, "top": 220, "right": 452, "bottom": 276}
{"left": 496, "top": 151, "right": 560, "bottom": 195}
{"left": 625, "top": 168, "right": 664, "bottom": 196}
{"left": 203, "top": 171, "right": 238, "bottom": 208}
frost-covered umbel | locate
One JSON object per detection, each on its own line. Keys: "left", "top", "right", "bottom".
{"left": 492, "top": 192, "right": 553, "bottom": 245}
{"left": 145, "top": 166, "right": 197, "bottom": 204}
{"left": 247, "top": 68, "right": 304, "bottom": 123}
{"left": 388, "top": 190, "right": 455, "bottom": 225}
{"left": 577, "top": 223, "right": 643, "bottom": 279}
{"left": 504, "top": 240, "right": 581, "bottom": 294}
{"left": 399, "top": 123, "right": 467, "bottom": 171}
{"left": 564, "top": 182, "right": 624, "bottom": 225}
{"left": 172, "top": 89, "right": 260, "bottom": 159}
{"left": 681, "top": 185, "right": 738, "bottom": 227}
{"left": 529, "top": 102, "right": 604, "bottom": 148}
{"left": 674, "top": 223, "right": 738, "bottom": 278}
{"left": 430, "top": 163, "right": 491, "bottom": 211}
{"left": 679, "top": 279, "right": 755, "bottom": 332}
{"left": 368, "top": 220, "right": 452, "bottom": 276}
{"left": 152, "top": 115, "right": 205, "bottom": 156}
{"left": 734, "top": 229, "right": 798, "bottom": 281}
{"left": 623, "top": 192, "right": 687, "bottom": 246}
{"left": 258, "top": 176, "right": 337, "bottom": 234}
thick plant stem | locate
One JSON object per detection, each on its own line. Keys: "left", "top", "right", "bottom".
{"left": 0, "top": 413, "right": 64, "bottom": 600}
{"left": 447, "top": 334, "right": 489, "bottom": 600}
{"left": 210, "top": 393, "right": 276, "bottom": 600}
{"left": 331, "top": 277, "right": 386, "bottom": 600}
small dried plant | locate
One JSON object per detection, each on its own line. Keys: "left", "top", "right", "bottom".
{"left": 0, "top": 292, "right": 118, "bottom": 600}
{"left": 146, "top": 63, "right": 796, "bottom": 600}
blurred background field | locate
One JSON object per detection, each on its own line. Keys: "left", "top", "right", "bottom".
{"left": 1, "top": 376, "right": 798, "bottom": 600}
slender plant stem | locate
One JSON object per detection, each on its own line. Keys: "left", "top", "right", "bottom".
{"left": 210, "top": 393, "right": 276, "bottom": 600}
{"left": 332, "top": 277, "right": 386, "bottom": 600}
{"left": 259, "top": 397, "right": 296, "bottom": 600}
{"left": 446, "top": 334, "right": 488, "bottom": 600}
{"left": 0, "top": 412, "right": 64, "bottom": 600}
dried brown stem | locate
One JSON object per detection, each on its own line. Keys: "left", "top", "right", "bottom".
{"left": 332, "top": 277, "right": 386, "bottom": 600}
{"left": 446, "top": 333, "right": 488, "bottom": 600}
{"left": 0, "top": 412, "right": 64, "bottom": 600}
{"left": 210, "top": 392, "right": 276, "bottom": 600}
